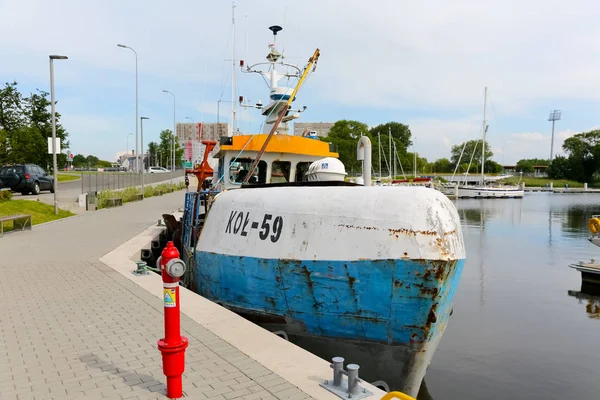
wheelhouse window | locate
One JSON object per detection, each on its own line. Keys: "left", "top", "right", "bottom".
{"left": 295, "top": 162, "right": 312, "bottom": 182}
{"left": 271, "top": 161, "right": 291, "bottom": 183}
{"left": 229, "top": 158, "right": 267, "bottom": 185}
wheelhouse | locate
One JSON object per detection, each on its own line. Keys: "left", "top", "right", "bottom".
{"left": 214, "top": 134, "right": 338, "bottom": 189}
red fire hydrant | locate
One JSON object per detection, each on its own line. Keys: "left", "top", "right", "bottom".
{"left": 157, "top": 241, "right": 188, "bottom": 398}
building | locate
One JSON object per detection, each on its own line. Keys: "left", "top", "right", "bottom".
{"left": 176, "top": 122, "right": 228, "bottom": 142}
{"left": 293, "top": 122, "right": 334, "bottom": 137}
{"left": 502, "top": 165, "right": 548, "bottom": 177}
{"left": 176, "top": 122, "right": 228, "bottom": 168}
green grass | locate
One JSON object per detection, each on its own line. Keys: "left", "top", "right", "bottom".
{"left": 0, "top": 200, "right": 74, "bottom": 232}
{"left": 500, "top": 176, "right": 590, "bottom": 188}
{"left": 97, "top": 181, "right": 186, "bottom": 209}
{"left": 61, "top": 171, "right": 119, "bottom": 175}
{"left": 57, "top": 173, "right": 80, "bottom": 182}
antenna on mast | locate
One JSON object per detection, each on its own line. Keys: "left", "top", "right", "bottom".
{"left": 267, "top": 26, "right": 283, "bottom": 63}
{"left": 230, "top": 1, "right": 237, "bottom": 137}
{"left": 269, "top": 25, "right": 283, "bottom": 43}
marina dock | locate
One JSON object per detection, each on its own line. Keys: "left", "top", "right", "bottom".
{"left": 524, "top": 186, "right": 600, "bottom": 193}
{"left": 0, "top": 190, "right": 384, "bottom": 400}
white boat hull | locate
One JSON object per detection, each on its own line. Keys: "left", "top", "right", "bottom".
{"left": 457, "top": 185, "right": 524, "bottom": 198}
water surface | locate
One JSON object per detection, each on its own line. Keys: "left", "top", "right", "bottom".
{"left": 425, "top": 193, "right": 600, "bottom": 400}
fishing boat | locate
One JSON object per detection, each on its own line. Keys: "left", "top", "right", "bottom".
{"left": 457, "top": 87, "right": 524, "bottom": 199}
{"left": 177, "top": 25, "right": 466, "bottom": 397}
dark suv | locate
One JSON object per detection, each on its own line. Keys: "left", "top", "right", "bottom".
{"left": 0, "top": 164, "right": 54, "bottom": 195}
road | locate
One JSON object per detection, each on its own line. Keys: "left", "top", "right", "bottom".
{"left": 12, "top": 170, "right": 186, "bottom": 212}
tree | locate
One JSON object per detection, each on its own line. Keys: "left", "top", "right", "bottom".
{"left": 450, "top": 140, "right": 493, "bottom": 171}
{"left": 0, "top": 82, "right": 25, "bottom": 134}
{"left": 547, "top": 156, "right": 570, "bottom": 179}
{"left": 157, "top": 129, "right": 184, "bottom": 169}
{"left": 485, "top": 160, "right": 502, "bottom": 174}
{"left": 322, "top": 120, "right": 370, "bottom": 174}
{"left": 368, "top": 122, "right": 413, "bottom": 177}
{"left": 97, "top": 160, "right": 112, "bottom": 168}
{"left": 0, "top": 82, "right": 25, "bottom": 165}
{"left": 72, "top": 154, "right": 86, "bottom": 167}
{"left": 86, "top": 155, "right": 99, "bottom": 166}
{"left": 0, "top": 82, "right": 69, "bottom": 167}
{"left": 516, "top": 158, "right": 550, "bottom": 173}
{"left": 558, "top": 130, "right": 600, "bottom": 182}
{"left": 432, "top": 158, "right": 453, "bottom": 173}
{"left": 147, "top": 142, "right": 159, "bottom": 166}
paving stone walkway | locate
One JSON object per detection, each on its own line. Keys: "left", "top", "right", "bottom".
{"left": 0, "top": 192, "right": 313, "bottom": 400}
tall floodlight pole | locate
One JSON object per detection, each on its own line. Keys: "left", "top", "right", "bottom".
{"left": 140, "top": 117, "right": 149, "bottom": 197}
{"left": 117, "top": 44, "right": 139, "bottom": 173}
{"left": 162, "top": 90, "right": 176, "bottom": 183}
{"left": 548, "top": 109, "right": 562, "bottom": 161}
{"left": 49, "top": 55, "right": 68, "bottom": 216}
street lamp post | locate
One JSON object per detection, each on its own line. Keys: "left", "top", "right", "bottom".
{"left": 49, "top": 55, "right": 68, "bottom": 216}
{"left": 162, "top": 90, "right": 176, "bottom": 183}
{"left": 140, "top": 117, "right": 149, "bottom": 197}
{"left": 117, "top": 44, "right": 139, "bottom": 173}
{"left": 125, "top": 132, "right": 133, "bottom": 171}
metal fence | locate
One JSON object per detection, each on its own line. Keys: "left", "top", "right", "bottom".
{"left": 80, "top": 170, "right": 185, "bottom": 194}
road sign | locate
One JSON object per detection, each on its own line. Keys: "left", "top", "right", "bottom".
{"left": 47, "top": 137, "right": 61, "bottom": 154}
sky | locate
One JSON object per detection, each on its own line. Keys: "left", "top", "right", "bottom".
{"left": 2, "top": 0, "right": 600, "bottom": 164}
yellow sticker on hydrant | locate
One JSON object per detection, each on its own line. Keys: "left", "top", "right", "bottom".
{"left": 163, "top": 288, "right": 176, "bottom": 308}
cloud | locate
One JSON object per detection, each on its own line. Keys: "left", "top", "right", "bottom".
{"left": 510, "top": 133, "right": 546, "bottom": 142}
{"left": 405, "top": 116, "right": 482, "bottom": 160}
{"left": 3, "top": 0, "right": 600, "bottom": 163}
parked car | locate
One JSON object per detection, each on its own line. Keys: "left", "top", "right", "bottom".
{"left": 147, "top": 166, "right": 170, "bottom": 173}
{"left": 0, "top": 164, "right": 54, "bottom": 195}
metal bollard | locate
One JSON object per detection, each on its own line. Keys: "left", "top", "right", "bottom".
{"left": 331, "top": 357, "right": 344, "bottom": 387}
{"left": 321, "top": 357, "right": 370, "bottom": 399}
{"left": 346, "top": 364, "right": 361, "bottom": 395}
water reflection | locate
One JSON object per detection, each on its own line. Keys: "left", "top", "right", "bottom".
{"left": 560, "top": 204, "right": 600, "bottom": 236}
{"left": 417, "top": 380, "right": 433, "bottom": 400}
{"left": 426, "top": 194, "right": 600, "bottom": 400}
{"left": 568, "top": 282, "right": 600, "bottom": 319}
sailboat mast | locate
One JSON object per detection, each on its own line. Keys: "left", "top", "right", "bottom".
{"left": 231, "top": 2, "right": 237, "bottom": 137}
{"left": 378, "top": 132, "right": 382, "bottom": 178}
{"left": 413, "top": 134, "right": 417, "bottom": 178}
{"left": 481, "top": 87, "right": 487, "bottom": 182}
{"left": 388, "top": 127, "right": 392, "bottom": 179}
{"left": 393, "top": 141, "right": 397, "bottom": 178}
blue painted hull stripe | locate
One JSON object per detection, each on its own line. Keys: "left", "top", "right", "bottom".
{"left": 194, "top": 252, "right": 465, "bottom": 346}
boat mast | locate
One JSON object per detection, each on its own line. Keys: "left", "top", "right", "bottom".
{"left": 393, "top": 140, "right": 397, "bottom": 178}
{"left": 378, "top": 132, "right": 382, "bottom": 178}
{"left": 413, "top": 147, "right": 417, "bottom": 178}
{"left": 243, "top": 48, "right": 320, "bottom": 184}
{"left": 481, "top": 87, "right": 487, "bottom": 182}
{"left": 231, "top": 2, "right": 237, "bottom": 137}
{"left": 388, "top": 128, "right": 392, "bottom": 179}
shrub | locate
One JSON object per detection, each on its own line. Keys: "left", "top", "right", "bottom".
{"left": 96, "top": 180, "right": 184, "bottom": 209}
{"left": 0, "top": 190, "right": 13, "bottom": 202}
{"left": 122, "top": 187, "right": 143, "bottom": 202}
{"left": 143, "top": 186, "right": 155, "bottom": 198}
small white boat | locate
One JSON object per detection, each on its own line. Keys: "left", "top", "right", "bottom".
{"left": 457, "top": 184, "right": 524, "bottom": 198}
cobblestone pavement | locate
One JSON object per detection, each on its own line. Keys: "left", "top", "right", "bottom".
{"left": 0, "top": 192, "right": 313, "bottom": 400}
